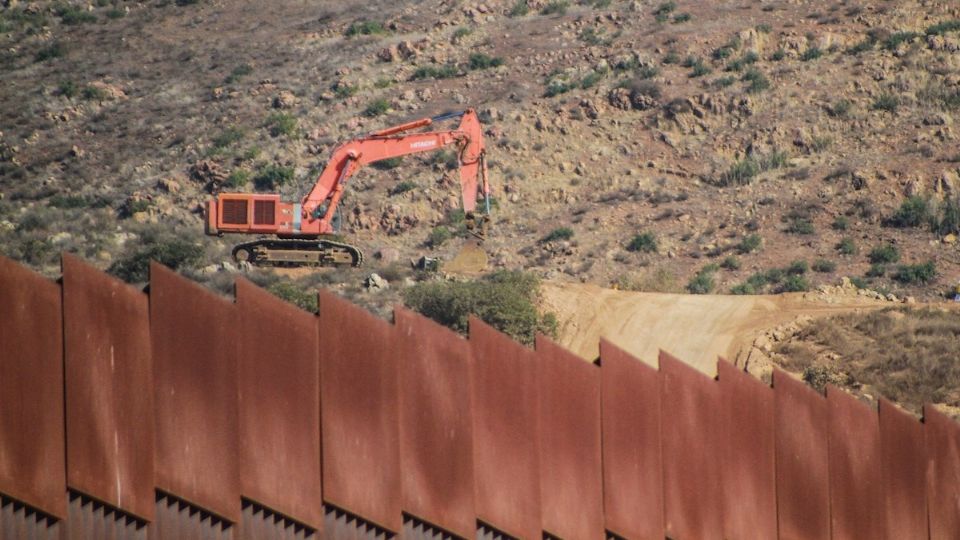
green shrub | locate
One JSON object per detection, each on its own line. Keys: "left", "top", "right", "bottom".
{"left": 580, "top": 70, "right": 604, "bottom": 89}
{"left": 626, "top": 232, "right": 657, "bottom": 253}
{"left": 508, "top": 0, "right": 530, "bottom": 17}
{"left": 452, "top": 26, "right": 472, "bottom": 40}
{"left": 926, "top": 20, "right": 960, "bottom": 36}
{"left": 886, "top": 196, "right": 932, "bottom": 228}
{"left": 726, "top": 52, "right": 759, "bottom": 72}
{"left": 837, "top": 237, "right": 857, "bottom": 255}
{"left": 713, "top": 75, "right": 737, "bottom": 88}
{"left": 428, "top": 226, "right": 452, "bottom": 247}
{"left": 866, "top": 263, "right": 886, "bottom": 278}
{"left": 672, "top": 13, "right": 691, "bottom": 23}
{"left": 770, "top": 49, "right": 786, "bottom": 61}
{"left": 346, "top": 20, "right": 387, "bottom": 37}
{"left": 224, "top": 64, "right": 253, "bottom": 84}
{"left": 106, "top": 8, "right": 125, "bottom": 19}
{"left": 742, "top": 68, "right": 771, "bottom": 93}
{"left": 363, "top": 99, "right": 390, "bottom": 117}
{"left": 390, "top": 180, "right": 417, "bottom": 195}
{"left": 212, "top": 127, "right": 245, "bottom": 150}
{"left": 541, "top": 227, "right": 574, "bottom": 243}
{"left": 787, "top": 260, "right": 809, "bottom": 275}
{"left": 544, "top": 79, "right": 576, "bottom": 97}
{"left": 687, "top": 267, "right": 716, "bottom": 294}
{"left": 869, "top": 243, "right": 900, "bottom": 264}
{"left": 933, "top": 198, "right": 960, "bottom": 235}
{"left": 730, "top": 282, "right": 756, "bottom": 295}
{"left": 469, "top": 53, "right": 505, "bottom": 70}
{"left": 894, "top": 261, "right": 937, "bottom": 284}
{"left": 689, "top": 60, "right": 711, "bottom": 78}
{"left": 266, "top": 112, "right": 298, "bottom": 137}
{"left": 254, "top": 164, "right": 294, "bottom": 191}
{"left": 764, "top": 268, "right": 786, "bottom": 284}
{"left": 721, "top": 255, "right": 741, "bottom": 270}
{"left": 828, "top": 99, "right": 852, "bottom": 117}
{"left": 540, "top": 0, "right": 569, "bottom": 15}
{"left": 872, "top": 93, "right": 899, "bottom": 112}
{"left": 884, "top": 31, "right": 920, "bottom": 50}
{"left": 108, "top": 238, "right": 204, "bottom": 283}
{"left": 813, "top": 259, "right": 836, "bottom": 273}
{"left": 718, "top": 158, "right": 760, "bottom": 186}
{"left": 737, "top": 233, "right": 762, "bottom": 254}
{"left": 801, "top": 47, "right": 823, "bottom": 61}
{"left": 58, "top": 80, "right": 79, "bottom": 98}
{"left": 849, "top": 276, "right": 869, "bottom": 289}
{"left": 226, "top": 169, "right": 250, "bottom": 188}
{"left": 402, "top": 270, "right": 557, "bottom": 345}
{"left": 35, "top": 42, "right": 67, "bottom": 62}
{"left": 832, "top": 215, "right": 849, "bottom": 230}
{"left": 787, "top": 219, "right": 815, "bottom": 235}
{"left": 267, "top": 282, "right": 318, "bottom": 313}
{"left": 411, "top": 64, "right": 459, "bottom": 80}
{"left": 847, "top": 37, "right": 876, "bottom": 55}
{"left": 780, "top": 275, "right": 810, "bottom": 293}
{"left": 653, "top": 1, "right": 676, "bottom": 18}
{"left": 55, "top": 4, "right": 97, "bottom": 25}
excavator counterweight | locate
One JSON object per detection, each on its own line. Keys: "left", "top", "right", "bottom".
{"left": 205, "top": 109, "right": 492, "bottom": 267}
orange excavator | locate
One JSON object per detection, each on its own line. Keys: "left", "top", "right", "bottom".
{"left": 205, "top": 109, "right": 492, "bottom": 267}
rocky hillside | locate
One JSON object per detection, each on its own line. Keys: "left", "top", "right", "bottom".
{"left": 2, "top": 0, "right": 960, "bottom": 306}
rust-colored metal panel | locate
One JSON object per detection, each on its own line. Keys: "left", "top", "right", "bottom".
{"left": 150, "top": 262, "right": 240, "bottom": 522}
{"left": 318, "top": 290, "right": 400, "bottom": 532}
{"left": 658, "top": 351, "right": 723, "bottom": 540}
{"left": 62, "top": 254, "right": 155, "bottom": 521}
{"left": 394, "top": 308, "right": 475, "bottom": 540}
{"left": 773, "top": 369, "right": 830, "bottom": 540}
{"left": 826, "top": 387, "right": 884, "bottom": 540}
{"left": 598, "top": 340, "right": 662, "bottom": 540}
{"left": 878, "top": 399, "right": 927, "bottom": 540}
{"left": 0, "top": 256, "right": 65, "bottom": 518}
{"left": 535, "top": 336, "right": 603, "bottom": 540}
{"left": 235, "top": 278, "right": 322, "bottom": 530}
{"left": 716, "top": 360, "right": 776, "bottom": 540}
{"left": 924, "top": 405, "right": 960, "bottom": 540}
{"left": 469, "top": 317, "right": 541, "bottom": 540}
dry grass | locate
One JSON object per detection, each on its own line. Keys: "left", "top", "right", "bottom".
{"left": 775, "top": 308, "right": 960, "bottom": 416}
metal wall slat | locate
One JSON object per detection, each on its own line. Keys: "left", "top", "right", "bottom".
{"left": 319, "top": 290, "right": 401, "bottom": 532}
{"left": 878, "top": 399, "right": 927, "bottom": 540}
{"left": 468, "top": 318, "right": 541, "bottom": 540}
{"left": 0, "top": 256, "right": 66, "bottom": 518}
{"left": 238, "top": 499, "right": 317, "bottom": 540}
{"left": 924, "top": 405, "right": 960, "bottom": 540}
{"left": 62, "top": 254, "right": 155, "bottom": 521}
{"left": 773, "top": 369, "right": 830, "bottom": 540}
{"left": 535, "top": 336, "right": 603, "bottom": 540}
{"left": 659, "top": 351, "right": 723, "bottom": 539}
{"left": 717, "top": 360, "right": 776, "bottom": 540}
{"left": 826, "top": 387, "right": 885, "bottom": 540}
{"left": 395, "top": 308, "right": 475, "bottom": 540}
{"left": 235, "top": 279, "right": 322, "bottom": 530}
{"left": 598, "top": 340, "right": 663, "bottom": 540}
{"left": 150, "top": 263, "right": 241, "bottom": 523}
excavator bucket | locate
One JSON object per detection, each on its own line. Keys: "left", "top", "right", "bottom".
{"left": 445, "top": 238, "right": 489, "bottom": 274}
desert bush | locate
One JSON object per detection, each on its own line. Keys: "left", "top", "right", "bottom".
{"left": 626, "top": 232, "right": 657, "bottom": 253}
{"left": 35, "top": 42, "right": 67, "bottom": 62}
{"left": 266, "top": 112, "right": 298, "bottom": 137}
{"left": 452, "top": 26, "right": 472, "bottom": 40}
{"left": 390, "top": 180, "right": 417, "bottom": 195}
{"left": 469, "top": 53, "right": 505, "bottom": 70}
{"left": 106, "top": 8, "right": 125, "bottom": 19}
{"left": 726, "top": 51, "right": 759, "bottom": 72}
{"left": 508, "top": 0, "right": 530, "bottom": 17}
{"left": 411, "top": 64, "right": 459, "bottom": 80}
{"left": 254, "top": 164, "right": 294, "bottom": 191}
{"left": 926, "top": 20, "right": 960, "bottom": 36}
{"left": 742, "top": 68, "right": 770, "bottom": 93}
{"left": 363, "top": 99, "right": 390, "bottom": 117}
{"left": 718, "top": 158, "right": 759, "bottom": 186}
{"left": 801, "top": 47, "right": 823, "bottom": 61}
{"left": 737, "top": 233, "right": 762, "bottom": 254}
{"left": 932, "top": 198, "right": 960, "bottom": 235}
{"left": 541, "top": 1, "right": 569, "bottom": 15}
{"left": 211, "top": 127, "right": 244, "bottom": 151}
{"left": 713, "top": 76, "right": 736, "bottom": 88}
{"left": 779, "top": 274, "right": 810, "bottom": 293}
{"left": 109, "top": 237, "right": 203, "bottom": 283}
{"left": 55, "top": 3, "right": 97, "bottom": 25}
{"left": 813, "top": 259, "right": 837, "bottom": 273}
{"left": 686, "top": 266, "right": 716, "bottom": 294}
{"left": 541, "top": 227, "right": 574, "bottom": 243}
{"left": 266, "top": 282, "right": 318, "bottom": 313}
{"left": 787, "top": 218, "right": 815, "bottom": 235}
{"left": 832, "top": 215, "right": 849, "bottom": 230}
{"left": 886, "top": 196, "right": 932, "bottom": 228}
{"left": 224, "top": 64, "right": 253, "bottom": 84}
{"left": 653, "top": 1, "right": 675, "bottom": 22}
{"left": 720, "top": 255, "right": 740, "bottom": 270}
{"left": 884, "top": 31, "right": 920, "bottom": 50}
{"left": 770, "top": 49, "right": 786, "bottom": 61}
{"left": 225, "top": 169, "right": 250, "bottom": 188}
{"left": 827, "top": 99, "right": 852, "bottom": 117}
{"left": 428, "top": 226, "right": 452, "bottom": 247}
{"left": 787, "top": 260, "right": 809, "bottom": 275}
{"left": 894, "top": 261, "right": 937, "bottom": 284}
{"left": 672, "top": 13, "right": 691, "bottom": 23}
{"left": 580, "top": 70, "right": 604, "bottom": 89}
{"left": 372, "top": 157, "right": 403, "bottom": 171}
{"left": 402, "top": 271, "right": 556, "bottom": 346}
{"left": 866, "top": 263, "right": 886, "bottom": 278}
{"left": 346, "top": 20, "right": 387, "bottom": 37}
{"left": 868, "top": 243, "right": 900, "bottom": 264}
{"left": 872, "top": 93, "right": 899, "bottom": 112}
{"left": 837, "top": 237, "right": 857, "bottom": 255}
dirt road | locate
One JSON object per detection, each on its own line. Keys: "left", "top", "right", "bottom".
{"left": 541, "top": 282, "right": 889, "bottom": 376}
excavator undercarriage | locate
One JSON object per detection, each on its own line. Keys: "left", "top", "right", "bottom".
{"left": 231, "top": 238, "right": 363, "bottom": 267}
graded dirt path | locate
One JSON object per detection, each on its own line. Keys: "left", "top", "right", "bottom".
{"left": 541, "top": 282, "right": 889, "bottom": 376}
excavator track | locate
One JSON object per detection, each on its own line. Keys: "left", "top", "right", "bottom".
{"left": 231, "top": 238, "right": 364, "bottom": 268}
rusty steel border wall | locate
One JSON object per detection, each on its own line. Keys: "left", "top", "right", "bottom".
{"left": 0, "top": 253, "right": 958, "bottom": 539}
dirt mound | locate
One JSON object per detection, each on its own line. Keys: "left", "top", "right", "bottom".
{"left": 541, "top": 281, "right": 888, "bottom": 375}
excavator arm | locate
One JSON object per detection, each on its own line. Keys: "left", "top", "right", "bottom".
{"left": 301, "top": 109, "right": 490, "bottom": 236}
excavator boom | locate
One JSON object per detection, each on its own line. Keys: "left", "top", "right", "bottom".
{"left": 205, "top": 109, "right": 491, "bottom": 267}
